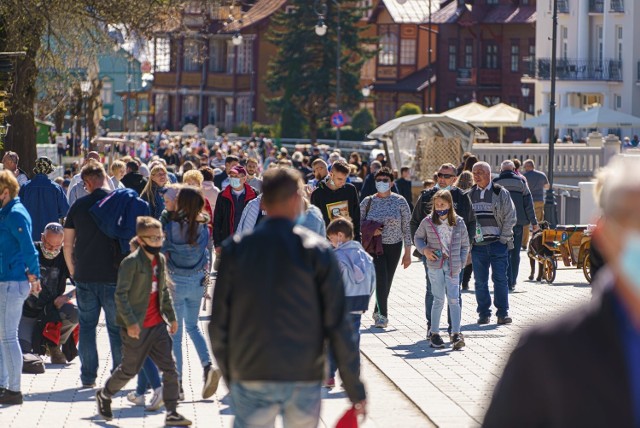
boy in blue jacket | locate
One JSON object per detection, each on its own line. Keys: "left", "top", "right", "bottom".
{"left": 325, "top": 218, "right": 375, "bottom": 388}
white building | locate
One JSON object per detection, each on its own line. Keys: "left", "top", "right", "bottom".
{"left": 525, "top": 0, "right": 640, "bottom": 141}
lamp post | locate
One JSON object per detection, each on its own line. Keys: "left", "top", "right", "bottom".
{"left": 315, "top": 0, "right": 341, "bottom": 147}
{"left": 521, "top": 84, "right": 530, "bottom": 142}
{"left": 80, "top": 80, "right": 91, "bottom": 155}
{"left": 545, "top": 0, "right": 559, "bottom": 226}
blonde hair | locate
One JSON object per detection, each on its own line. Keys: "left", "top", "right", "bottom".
{"left": 110, "top": 160, "right": 126, "bottom": 175}
{"left": 182, "top": 169, "right": 204, "bottom": 186}
{"left": 141, "top": 165, "right": 167, "bottom": 210}
{"left": 0, "top": 170, "right": 20, "bottom": 198}
{"left": 431, "top": 189, "right": 457, "bottom": 226}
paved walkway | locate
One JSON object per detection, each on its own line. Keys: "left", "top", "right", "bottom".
{"left": 0, "top": 254, "right": 590, "bottom": 427}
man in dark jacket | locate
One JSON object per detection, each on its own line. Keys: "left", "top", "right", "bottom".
{"left": 494, "top": 160, "right": 539, "bottom": 291}
{"left": 212, "top": 165, "right": 257, "bottom": 256}
{"left": 410, "top": 163, "right": 475, "bottom": 336}
{"left": 395, "top": 166, "right": 414, "bottom": 212}
{"left": 210, "top": 168, "right": 367, "bottom": 427}
{"left": 213, "top": 155, "right": 239, "bottom": 190}
{"left": 484, "top": 156, "right": 640, "bottom": 427}
{"left": 120, "top": 161, "right": 147, "bottom": 196}
{"left": 311, "top": 160, "right": 362, "bottom": 241}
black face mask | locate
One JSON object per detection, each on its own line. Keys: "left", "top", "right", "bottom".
{"left": 142, "top": 244, "right": 162, "bottom": 256}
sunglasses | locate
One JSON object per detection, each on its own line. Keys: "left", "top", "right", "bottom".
{"left": 437, "top": 173, "right": 455, "bottom": 179}
{"left": 375, "top": 179, "right": 391, "bottom": 183}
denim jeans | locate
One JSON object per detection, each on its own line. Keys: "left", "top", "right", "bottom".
{"left": 422, "top": 256, "right": 462, "bottom": 333}
{"left": 75, "top": 282, "right": 122, "bottom": 385}
{"left": 0, "top": 281, "right": 31, "bottom": 391}
{"left": 171, "top": 273, "right": 211, "bottom": 379}
{"left": 230, "top": 381, "right": 321, "bottom": 428}
{"left": 428, "top": 260, "right": 462, "bottom": 334}
{"left": 327, "top": 314, "right": 361, "bottom": 379}
{"left": 508, "top": 225, "right": 524, "bottom": 287}
{"left": 472, "top": 242, "right": 510, "bottom": 319}
{"left": 135, "top": 357, "right": 162, "bottom": 395}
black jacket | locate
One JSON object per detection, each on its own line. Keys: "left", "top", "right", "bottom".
{"left": 395, "top": 178, "right": 414, "bottom": 213}
{"left": 311, "top": 180, "right": 362, "bottom": 241}
{"left": 213, "top": 171, "right": 228, "bottom": 190}
{"left": 410, "top": 186, "right": 475, "bottom": 243}
{"left": 121, "top": 172, "right": 148, "bottom": 196}
{"left": 209, "top": 218, "right": 366, "bottom": 404}
{"left": 212, "top": 183, "right": 258, "bottom": 247}
{"left": 493, "top": 170, "right": 537, "bottom": 226}
{"left": 484, "top": 271, "right": 634, "bottom": 428}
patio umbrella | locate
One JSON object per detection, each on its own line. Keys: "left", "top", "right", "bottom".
{"left": 466, "top": 103, "right": 525, "bottom": 143}
{"left": 522, "top": 107, "right": 582, "bottom": 128}
{"left": 556, "top": 106, "right": 640, "bottom": 128}
{"left": 443, "top": 102, "right": 489, "bottom": 122}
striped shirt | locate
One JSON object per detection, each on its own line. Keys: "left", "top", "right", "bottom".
{"left": 469, "top": 183, "right": 500, "bottom": 244}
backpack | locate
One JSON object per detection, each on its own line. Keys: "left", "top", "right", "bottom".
{"left": 22, "top": 353, "right": 45, "bottom": 374}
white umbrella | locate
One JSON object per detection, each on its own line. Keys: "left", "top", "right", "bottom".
{"left": 522, "top": 107, "right": 582, "bottom": 128}
{"left": 443, "top": 102, "right": 489, "bottom": 122}
{"left": 465, "top": 103, "right": 525, "bottom": 143}
{"left": 556, "top": 106, "right": 640, "bottom": 128}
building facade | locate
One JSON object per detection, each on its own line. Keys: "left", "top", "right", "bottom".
{"left": 99, "top": 49, "right": 144, "bottom": 131}
{"left": 525, "top": 0, "right": 639, "bottom": 142}
{"left": 432, "top": 0, "right": 536, "bottom": 141}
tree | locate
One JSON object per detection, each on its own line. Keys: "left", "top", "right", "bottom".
{"left": 266, "top": 1, "right": 374, "bottom": 141}
{"left": 395, "top": 103, "right": 422, "bottom": 118}
{"left": 351, "top": 107, "right": 376, "bottom": 136}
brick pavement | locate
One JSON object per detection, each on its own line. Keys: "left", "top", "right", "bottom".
{"left": 359, "top": 252, "right": 592, "bottom": 427}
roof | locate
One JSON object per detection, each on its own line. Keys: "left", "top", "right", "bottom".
{"left": 373, "top": 67, "right": 435, "bottom": 93}
{"left": 430, "top": 3, "right": 535, "bottom": 25}
{"left": 371, "top": 0, "right": 442, "bottom": 24}
{"left": 224, "top": 0, "right": 287, "bottom": 32}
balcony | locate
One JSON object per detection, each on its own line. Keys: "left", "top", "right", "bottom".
{"left": 557, "top": 0, "right": 569, "bottom": 13}
{"left": 456, "top": 68, "right": 476, "bottom": 86}
{"left": 610, "top": 0, "right": 624, "bottom": 13}
{"left": 589, "top": 0, "right": 603, "bottom": 13}
{"left": 525, "top": 58, "right": 623, "bottom": 81}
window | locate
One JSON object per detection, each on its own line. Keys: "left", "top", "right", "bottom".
{"left": 464, "top": 44, "right": 473, "bottom": 68}
{"left": 487, "top": 0, "right": 498, "bottom": 4}
{"left": 236, "top": 38, "right": 253, "bottom": 74}
{"left": 448, "top": 44, "right": 457, "bottom": 71}
{"left": 378, "top": 25, "right": 399, "bottom": 65}
{"left": 596, "top": 26, "right": 603, "bottom": 66}
{"left": 560, "top": 26, "right": 568, "bottom": 59}
{"left": 400, "top": 39, "right": 416, "bottom": 65}
{"left": 208, "top": 97, "right": 218, "bottom": 124}
{"left": 182, "top": 95, "right": 198, "bottom": 124}
{"left": 235, "top": 96, "right": 251, "bottom": 125}
{"left": 184, "top": 1, "right": 201, "bottom": 14}
{"left": 511, "top": 44, "right": 520, "bottom": 72}
{"left": 616, "top": 26, "right": 623, "bottom": 62}
{"left": 226, "top": 40, "right": 235, "bottom": 74}
{"left": 614, "top": 94, "right": 622, "bottom": 110}
{"left": 183, "top": 39, "right": 203, "bottom": 72}
{"left": 209, "top": 39, "right": 226, "bottom": 73}
{"left": 100, "top": 79, "right": 113, "bottom": 105}
{"left": 153, "top": 37, "right": 171, "bottom": 72}
{"left": 155, "top": 94, "right": 169, "bottom": 127}
{"left": 359, "top": 0, "right": 373, "bottom": 19}
{"left": 484, "top": 43, "right": 498, "bottom": 69}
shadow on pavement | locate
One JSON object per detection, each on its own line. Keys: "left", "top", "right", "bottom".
{"left": 26, "top": 386, "right": 95, "bottom": 403}
{"left": 387, "top": 340, "right": 457, "bottom": 359}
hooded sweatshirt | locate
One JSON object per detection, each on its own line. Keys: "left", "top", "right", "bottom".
{"left": 333, "top": 241, "right": 375, "bottom": 313}
{"left": 310, "top": 179, "right": 361, "bottom": 241}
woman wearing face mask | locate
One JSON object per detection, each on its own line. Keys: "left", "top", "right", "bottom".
{"left": 359, "top": 167, "right": 412, "bottom": 329}
{"left": 162, "top": 187, "right": 221, "bottom": 401}
{"left": 141, "top": 165, "right": 169, "bottom": 219}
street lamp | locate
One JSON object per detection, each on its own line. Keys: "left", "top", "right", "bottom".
{"left": 361, "top": 86, "right": 371, "bottom": 98}
{"left": 232, "top": 32, "right": 243, "bottom": 46}
{"left": 314, "top": 0, "right": 341, "bottom": 147}
{"left": 545, "top": 0, "right": 559, "bottom": 226}
{"left": 80, "top": 80, "right": 91, "bottom": 155}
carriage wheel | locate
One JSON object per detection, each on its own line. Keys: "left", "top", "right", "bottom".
{"left": 544, "top": 258, "right": 557, "bottom": 284}
{"left": 583, "top": 253, "right": 592, "bottom": 284}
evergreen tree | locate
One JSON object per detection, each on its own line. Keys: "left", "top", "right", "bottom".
{"left": 266, "top": 1, "right": 374, "bottom": 141}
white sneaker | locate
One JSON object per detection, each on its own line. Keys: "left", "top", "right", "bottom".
{"left": 126, "top": 391, "right": 145, "bottom": 406}
{"left": 374, "top": 315, "right": 388, "bottom": 328}
{"left": 145, "top": 387, "right": 164, "bottom": 411}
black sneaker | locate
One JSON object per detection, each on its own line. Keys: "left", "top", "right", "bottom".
{"left": 202, "top": 364, "right": 222, "bottom": 399}
{"left": 477, "top": 316, "right": 490, "bottom": 325}
{"left": 497, "top": 316, "right": 513, "bottom": 325}
{"left": 0, "top": 389, "right": 23, "bottom": 405}
{"left": 452, "top": 333, "right": 465, "bottom": 350}
{"left": 429, "top": 333, "right": 445, "bottom": 349}
{"left": 508, "top": 286, "right": 515, "bottom": 293}
{"left": 165, "top": 411, "right": 192, "bottom": 426}
{"left": 95, "top": 389, "right": 113, "bottom": 421}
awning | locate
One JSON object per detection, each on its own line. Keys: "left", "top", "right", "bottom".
{"left": 522, "top": 107, "right": 581, "bottom": 128}
{"left": 373, "top": 67, "right": 435, "bottom": 93}
{"left": 556, "top": 106, "right": 640, "bottom": 128}
{"left": 465, "top": 103, "right": 525, "bottom": 143}
{"left": 443, "top": 102, "right": 488, "bottom": 122}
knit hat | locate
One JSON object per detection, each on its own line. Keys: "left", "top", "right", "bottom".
{"left": 33, "top": 157, "right": 55, "bottom": 175}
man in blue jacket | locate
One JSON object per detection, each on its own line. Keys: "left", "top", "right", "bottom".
{"left": 19, "top": 157, "right": 70, "bottom": 241}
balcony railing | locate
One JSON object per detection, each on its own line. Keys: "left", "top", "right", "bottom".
{"left": 525, "top": 58, "right": 623, "bottom": 81}
{"left": 456, "top": 68, "right": 476, "bottom": 86}
{"left": 589, "top": 0, "right": 603, "bottom": 13}
{"left": 557, "top": 0, "right": 569, "bottom": 13}
{"left": 610, "top": 0, "right": 624, "bottom": 12}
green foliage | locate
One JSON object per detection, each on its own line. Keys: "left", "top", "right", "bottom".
{"left": 395, "top": 103, "right": 422, "bottom": 118}
{"left": 351, "top": 108, "right": 376, "bottom": 134}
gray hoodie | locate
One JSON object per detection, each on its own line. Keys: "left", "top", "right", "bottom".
{"left": 334, "top": 241, "right": 376, "bottom": 313}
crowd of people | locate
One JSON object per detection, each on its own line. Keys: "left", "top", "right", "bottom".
{"left": 3, "top": 131, "right": 633, "bottom": 427}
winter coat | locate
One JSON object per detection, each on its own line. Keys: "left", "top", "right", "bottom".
{"left": 413, "top": 215, "right": 470, "bottom": 276}
{"left": 333, "top": 241, "right": 375, "bottom": 313}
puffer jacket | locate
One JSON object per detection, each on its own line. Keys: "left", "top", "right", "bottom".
{"left": 413, "top": 214, "right": 470, "bottom": 276}
{"left": 494, "top": 170, "right": 537, "bottom": 226}
{"left": 334, "top": 241, "right": 375, "bottom": 313}
{"left": 0, "top": 197, "right": 39, "bottom": 281}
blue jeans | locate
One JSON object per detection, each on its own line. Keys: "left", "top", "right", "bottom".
{"left": 508, "top": 226, "right": 524, "bottom": 287}
{"left": 0, "top": 281, "right": 31, "bottom": 391}
{"left": 230, "top": 381, "right": 321, "bottom": 428}
{"left": 75, "top": 282, "right": 122, "bottom": 385}
{"left": 171, "top": 273, "right": 211, "bottom": 379}
{"left": 136, "top": 357, "right": 162, "bottom": 395}
{"left": 327, "top": 314, "right": 361, "bottom": 378}
{"left": 428, "top": 260, "right": 462, "bottom": 334}
{"left": 422, "top": 256, "right": 461, "bottom": 333}
{"left": 472, "top": 242, "right": 510, "bottom": 319}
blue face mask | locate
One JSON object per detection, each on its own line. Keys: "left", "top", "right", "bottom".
{"left": 229, "top": 177, "right": 242, "bottom": 189}
{"left": 436, "top": 184, "right": 451, "bottom": 191}
{"left": 436, "top": 209, "right": 449, "bottom": 217}
{"left": 375, "top": 181, "right": 391, "bottom": 193}
{"left": 620, "top": 233, "right": 640, "bottom": 293}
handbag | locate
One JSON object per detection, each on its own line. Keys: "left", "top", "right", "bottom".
{"left": 361, "top": 197, "right": 384, "bottom": 257}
